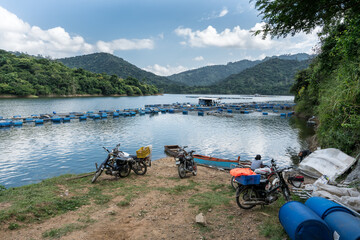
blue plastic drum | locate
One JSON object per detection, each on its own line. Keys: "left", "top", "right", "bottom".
{"left": 305, "top": 197, "right": 354, "bottom": 219}
{"left": 279, "top": 201, "right": 332, "bottom": 240}
{"left": 324, "top": 211, "right": 360, "bottom": 240}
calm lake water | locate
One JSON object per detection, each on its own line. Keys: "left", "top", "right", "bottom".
{"left": 0, "top": 94, "right": 313, "bottom": 188}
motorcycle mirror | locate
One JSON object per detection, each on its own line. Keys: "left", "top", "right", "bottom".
{"left": 116, "top": 143, "right": 120, "bottom": 147}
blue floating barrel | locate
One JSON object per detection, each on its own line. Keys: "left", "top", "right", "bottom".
{"left": 305, "top": 197, "right": 354, "bottom": 219}
{"left": 262, "top": 112, "right": 268, "bottom": 115}
{"left": 101, "top": 113, "right": 107, "bottom": 118}
{"left": 182, "top": 110, "right": 188, "bottom": 115}
{"left": 130, "top": 111, "right": 136, "bottom": 116}
{"left": 256, "top": 109, "right": 262, "bottom": 112}
{"left": 169, "top": 109, "right": 174, "bottom": 113}
{"left": 279, "top": 201, "right": 332, "bottom": 240}
{"left": 13, "top": 121, "right": 23, "bottom": 126}
{"left": 79, "top": 115, "right": 87, "bottom": 121}
{"left": 160, "top": 109, "right": 166, "bottom": 113}
{"left": 69, "top": 114, "right": 76, "bottom": 119}
{"left": 52, "top": 117, "right": 61, "bottom": 122}
{"left": 288, "top": 112, "right": 293, "bottom": 117}
{"left": 198, "top": 111, "right": 204, "bottom": 116}
{"left": 35, "top": 119, "right": 44, "bottom": 124}
{"left": 235, "top": 107, "right": 240, "bottom": 110}
{"left": 113, "top": 112, "right": 119, "bottom": 117}
{"left": 227, "top": 109, "right": 233, "bottom": 113}
{"left": 280, "top": 113, "right": 287, "bottom": 117}
{"left": 324, "top": 211, "right": 360, "bottom": 240}
{"left": 145, "top": 110, "right": 151, "bottom": 114}
{"left": 87, "top": 111, "right": 94, "bottom": 114}
{"left": 93, "top": 114, "right": 100, "bottom": 119}
{"left": 273, "top": 110, "right": 279, "bottom": 113}
{"left": 139, "top": 111, "right": 145, "bottom": 115}
{"left": 244, "top": 111, "right": 250, "bottom": 114}
{"left": 63, "top": 117, "right": 71, "bottom": 122}
{"left": 0, "top": 122, "right": 11, "bottom": 127}
{"left": 124, "top": 112, "right": 130, "bottom": 117}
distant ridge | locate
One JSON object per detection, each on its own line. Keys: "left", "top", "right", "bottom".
{"left": 57, "top": 53, "right": 185, "bottom": 93}
{"left": 168, "top": 53, "right": 313, "bottom": 87}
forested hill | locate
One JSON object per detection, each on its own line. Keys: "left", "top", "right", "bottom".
{"left": 0, "top": 50, "right": 158, "bottom": 96}
{"left": 185, "top": 58, "right": 310, "bottom": 95}
{"left": 168, "top": 60, "right": 260, "bottom": 86}
{"left": 57, "top": 53, "right": 184, "bottom": 93}
{"left": 168, "top": 53, "right": 313, "bottom": 87}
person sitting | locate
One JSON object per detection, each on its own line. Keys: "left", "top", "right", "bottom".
{"left": 298, "top": 150, "right": 311, "bottom": 162}
{"left": 251, "top": 154, "right": 265, "bottom": 170}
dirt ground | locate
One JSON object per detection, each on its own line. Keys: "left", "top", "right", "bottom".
{"left": 0, "top": 158, "right": 276, "bottom": 240}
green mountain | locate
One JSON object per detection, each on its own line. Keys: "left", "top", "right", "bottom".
{"left": 57, "top": 53, "right": 184, "bottom": 93}
{"left": 185, "top": 58, "right": 310, "bottom": 95}
{"left": 168, "top": 53, "right": 312, "bottom": 87}
{"left": 210, "top": 58, "right": 311, "bottom": 95}
{"left": 0, "top": 50, "right": 158, "bottom": 96}
{"left": 168, "top": 60, "right": 260, "bottom": 86}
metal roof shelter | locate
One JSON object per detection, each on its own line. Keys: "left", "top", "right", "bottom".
{"left": 198, "top": 97, "right": 220, "bottom": 106}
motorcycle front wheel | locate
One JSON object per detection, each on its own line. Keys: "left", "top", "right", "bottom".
{"left": 133, "top": 161, "right": 147, "bottom": 175}
{"left": 192, "top": 162, "right": 197, "bottom": 176}
{"left": 236, "top": 186, "right": 259, "bottom": 210}
{"left": 282, "top": 186, "right": 291, "bottom": 202}
{"left": 91, "top": 169, "right": 103, "bottom": 183}
{"left": 178, "top": 163, "right": 186, "bottom": 178}
{"left": 230, "top": 176, "right": 237, "bottom": 190}
{"left": 119, "top": 163, "right": 131, "bottom": 178}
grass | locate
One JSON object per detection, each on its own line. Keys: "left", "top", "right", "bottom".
{"left": 0, "top": 172, "right": 150, "bottom": 229}
{"left": 188, "top": 183, "right": 233, "bottom": 212}
{"left": 156, "top": 179, "right": 199, "bottom": 195}
{"left": 42, "top": 223, "right": 86, "bottom": 239}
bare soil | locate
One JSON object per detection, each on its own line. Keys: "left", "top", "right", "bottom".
{"left": 0, "top": 158, "right": 271, "bottom": 240}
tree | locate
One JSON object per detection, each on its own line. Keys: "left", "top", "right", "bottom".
{"left": 253, "top": 0, "right": 360, "bottom": 38}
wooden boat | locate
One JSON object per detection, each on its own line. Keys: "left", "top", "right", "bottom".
{"left": 164, "top": 145, "right": 181, "bottom": 157}
{"left": 193, "top": 154, "right": 251, "bottom": 170}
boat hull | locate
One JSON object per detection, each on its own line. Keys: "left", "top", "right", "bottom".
{"left": 193, "top": 154, "right": 240, "bottom": 170}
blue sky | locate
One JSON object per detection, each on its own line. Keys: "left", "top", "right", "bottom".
{"left": 0, "top": 0, "right": 319, "bottom": 76}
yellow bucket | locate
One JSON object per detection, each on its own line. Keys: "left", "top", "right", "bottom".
{"left": 136, "top": 146, "right": 151, "bottom": 158}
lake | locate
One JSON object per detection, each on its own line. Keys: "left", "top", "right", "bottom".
{"left": 0, "top": 94, "right": 313, "bottom": 188}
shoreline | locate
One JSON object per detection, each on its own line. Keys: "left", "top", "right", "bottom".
{"left": 0, "top": 93, "right": 164, "bottom": 99}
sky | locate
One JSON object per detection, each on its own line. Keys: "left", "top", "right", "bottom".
{"left": 0, "top": 0, "right": 319, "bottom": 76}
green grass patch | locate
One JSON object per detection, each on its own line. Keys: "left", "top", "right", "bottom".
{"left": 156, "top": 179, "right": 199, "bottom": 195}
{"left": 188, "top": 184, "right": 233, "bottom": 212}
{"left": 42, "top": 223, "right": 86, "bottom": 239}
{"left": 255, "top": 196, "right": 290, "bottom": 240}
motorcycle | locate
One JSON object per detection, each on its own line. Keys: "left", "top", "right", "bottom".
{"left": 231, "top": 165, "right": 277, "bottom": 190}
{"left": 91, "top": 144, "right": 152, "bottom": 183}
{"left": 235, "top": 159, "right": 292, "bottom": 209}
{"left": 175, "top": 146, "right": 197, "bottom": 178}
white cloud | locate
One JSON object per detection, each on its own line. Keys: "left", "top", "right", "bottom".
{"left": 194, "top": 56, "right": 204, "bottom": 61}
{"left": 175, "top": 23, "right": 319, "bottom": 54}
{"left": 143, "top": 64, "right": 188, "bottom": 76}
{"left": 218, "top": 8, "right": 228, "bottom": 17}
{"left": 0, "top": 6, "right": 154, "bottom": 58}
{"left": 201, "top": 7, "right": 229, "bottom": 21}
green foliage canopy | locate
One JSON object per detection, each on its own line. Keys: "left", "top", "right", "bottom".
{"left": 0, "top": 50, "right": 158, "bottom": 97}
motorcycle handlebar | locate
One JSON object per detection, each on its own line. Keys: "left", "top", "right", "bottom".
{"left": 103, "top": 146, "right": 110, "bottom": 153}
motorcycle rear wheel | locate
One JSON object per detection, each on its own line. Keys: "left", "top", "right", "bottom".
{"left": 133, "top": 161, "right": 147, "bottom": 175}
{"left": 178, "top": 163, "right": 186, "bottom": 178}
{"left": 236, "top": 186, "right": 259, "bottom": 210}
{"left": 119, "top": 163, "right": 131, "bottom": 178}
{"left": 282, "top": 186, "right": 291, "bottom": 202}
{"left": 91, "top": 169, "right": 103, "bottom": 183}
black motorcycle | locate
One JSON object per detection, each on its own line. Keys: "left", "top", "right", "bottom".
{"left": 176, "top": 146, "right": 197, "bottom": 178}
{"left": 91, "top": 144, "right": 151, "bottom": 183}
{"left": 235, "top": 159, "right": 291, "bottom": 209}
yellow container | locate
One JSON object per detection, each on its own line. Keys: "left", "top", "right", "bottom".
{"left": 136, "top": 146, "right": 151, "bottom": 158}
